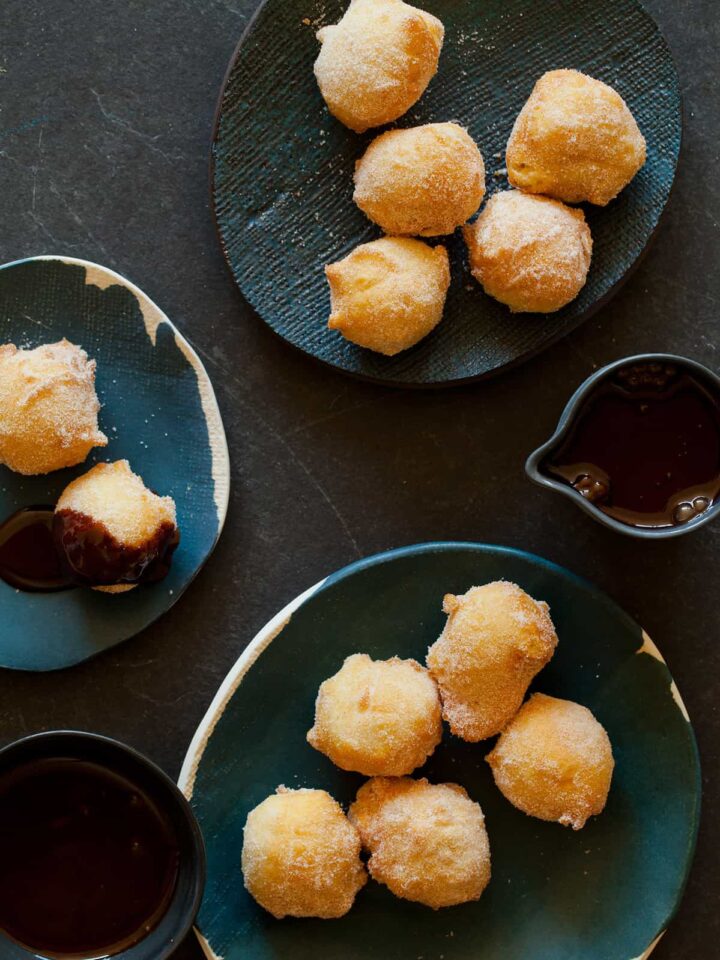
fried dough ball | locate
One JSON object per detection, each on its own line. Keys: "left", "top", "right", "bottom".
{"left": 54, "top": 460, "right": 178, "bottom": 592}
{"left": 427, "top": 582, "right": 558, "bottom": 741}
{"left": 464, "top": 191, "right": 592, "bottom": 313}
{"left": 241, "top": 787, "right": 367, "bottom": 919}
{"left": 354, "top": 122, "right": 485, "bottom": 236}
{"left": 486, "top": 693, "right": 614, "bottom": 830}
{"left": 307, "top": 653, "right": 442, "bottom": 776}
{"left": 506, "top": 69, "right": 646, "bottom": 206}
{"left": 314, "top": 0, "right": 444, "bottom": 133}
{"left": 325, "top": 237, "right": 450, "bottom": 355}
{"left": 0, "top": 340, "right": 107, "bottom": 475}
{"left": 349, "top": 777, "right": 491, "bottom": 908}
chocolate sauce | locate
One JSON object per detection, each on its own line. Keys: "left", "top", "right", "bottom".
{"left": 0, "top": 507, "right": 73, "bottom": 592}
{"left": 0, "top": 507, "right": 178, "bottom": 592}
{"left": 54, "top": 510, "right": 179, "bottom": 587}
{"left": 0, "top": 757, "right": 179, "bottom": 958}
{"left": 542, "top": 362, "right": 720, "bottom": 528}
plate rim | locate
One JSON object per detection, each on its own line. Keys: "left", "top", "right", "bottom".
{"left": 0, "top": 253, "right": 231, "bottom": 671}
{"left": 179, "top": 540, "right": 701, "bottom": 960}
{"left": 209, "top": 0, "right": 683, "bottom": 390}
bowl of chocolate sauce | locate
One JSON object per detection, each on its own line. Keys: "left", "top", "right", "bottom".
{"left": 526, "top": 354, "right": 720, "bottom": 538}
{"left": 0, "top": 731, "right": 205, "bottom": 960}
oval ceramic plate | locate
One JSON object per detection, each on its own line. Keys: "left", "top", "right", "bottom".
{"left": 0, "top": 256, "right": 230, "bottom": 671}
{"left": 212, "top": 0, "right": 681, "bottom": 387}
{"left": 180, "top": 543, "right": 700, "bottom": 960}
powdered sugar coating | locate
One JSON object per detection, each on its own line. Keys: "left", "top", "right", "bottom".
{"left": 241, "top": 787, "right": 367, "bottom": 919}
{"left": 486, "top": 693, "right": 614, "bottom": 830}
{"left": 307, "top": 653, "right": 443, "bottom": 775}
{"left": 57, "top": 459, "right": 176, "bottom": 549}
{"left": 349, "top": 776, "right": 491, "bottom": 908}
{"left": 326, "top": 236, "right": 450, "bottom": 355}
{"left": 506, "top": 69, "right": 646, "bottom": 206}
{"left": 0, "top": 339, "right": 107, "bottom": 475}
{"left": 427, "top": 581, "right": 559, "bottom": 741}
{"left": 464, "top": 190, "right": 592, "bottom": 313}
{"left": 314, "top": 0, "right": 444, "bottom": 133}
{"left": 354, "top": 122, "right": 485, "bottom": 236}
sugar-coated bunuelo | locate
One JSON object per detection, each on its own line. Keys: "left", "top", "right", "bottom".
{"left": 314, "top": 0, "right": 444, "bottom": 133}
{"left": 427, "top": 581, "right": 558, "bottom": 741}
{"left": 0, "top": 339, "right": 107, "bottom": 475}
{"left": 241, "top": 787, "right": 366, "bottom": 919}
{"left": 486, "top": 693, "right": 614, "bottom": 830}
{"left": 464, "top": 191, "right": 592, "bottom": 313}
{"left": 354, "top": 122, "right": 485, "bottom": 236}
{"left": 349, "top": 777, "right": 491, "bottom": 908}
{"left": 506, "top": 69, "right": 646, "bottom": 206}
{"left": 307, "top": 653, "right": 442, "bottom": 776}
{"left": 54, "top": 459, "right": 178, "bottom": 594}
{"left": 326, "top": 237, "right": 450, "bottom": 355}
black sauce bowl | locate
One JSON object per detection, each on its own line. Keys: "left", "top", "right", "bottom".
{"left": 525, "top": 353, "right": 720, "bottom": 539}
{"left": 0, "top": 731, "right": 206, "bottom": 960}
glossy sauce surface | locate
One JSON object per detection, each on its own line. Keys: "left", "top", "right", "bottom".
{"left": 0, "top": 757, "right": 179, "bottom": 958}
{"left": 543, "top": 363, "right": 720, "bottom": 528}
{"left": 54, "top": 510, "right": 179, "bottom": 586}
{"left": 0, "top": 507, "right": 73, "bottom": 592}
{"left": 0, "top": 507, "right": 178, "bottom": 592}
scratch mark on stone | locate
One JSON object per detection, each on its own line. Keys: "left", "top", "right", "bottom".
{"left": 28, "top": 209, "right": 60, "bottom": 246}
{"left": 90, "top": 88, "right": 182, "bottom": 162}
{"left": 49, "top": 180, "right": 111, "bottom": 260}
{"left": 31, "top": 126, "right": 43, "bottom": 212}
{"left": 190, "top": 339, "right": 362, "bottom": 558}
{"left": 133, "top": 688, "right": 193, "bottom": 708}
{"left": 289, "top": 398, "right": 382, "bottom": 435}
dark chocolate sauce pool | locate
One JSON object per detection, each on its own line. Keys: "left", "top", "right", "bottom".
{"left": 0, "top": 757, "right": 179, "bottom": 958}
{"left": 542, "top": 362, "right": 720, "bottom": 528}
{"left": 0, "top": 507, "right": 72, "bottom": 592}
{"left": 0, "top": 507, "right": 178, "bottom": 593}
{"left": 54, "top": 510, "right": 179, "bottom": 587}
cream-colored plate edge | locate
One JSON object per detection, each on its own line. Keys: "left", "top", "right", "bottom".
{"left": 178, "top": 577, "right": 327, "bottom": 960}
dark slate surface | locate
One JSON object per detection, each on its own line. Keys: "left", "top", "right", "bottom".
{"left": 0, "top": 1, "right": 716, "bottom": 957}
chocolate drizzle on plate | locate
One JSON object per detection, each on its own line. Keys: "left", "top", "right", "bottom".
{"left": 0, "top": 507, "right": 179, "bottom": 593}
{"left": 0, "top": 507, "right": 73, "bottom": 592}
{"left": 542, "top": 362, "right": 720, "bottom": 529}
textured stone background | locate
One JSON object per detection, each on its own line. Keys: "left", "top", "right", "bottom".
{"left": 0, "top": 1, "right": 717, "bottom": 957}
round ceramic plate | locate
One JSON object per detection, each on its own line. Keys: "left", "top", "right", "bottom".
{"left": 212, "top": 0, "right": 681, "bottom": 387}
{"left": 180, "top": 543, "right": 700, "bottom": 960}
{"left": 0, "top": 256, "right": 230, "bottom": 671}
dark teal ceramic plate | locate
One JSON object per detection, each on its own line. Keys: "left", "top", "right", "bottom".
{"left": 212, "top": 0, "right": 681, "bottom": 387}
{"left": 0, "top": 256, "right": 230, "bottom": 672}
{"left": 180, "top": 543, "right": 699, "bottom": 960}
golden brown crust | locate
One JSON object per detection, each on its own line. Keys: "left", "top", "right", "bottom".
{"left": 506, "top": 69, "right": 646, "bottom": 206}
{"left": 92, "top": 583, "right": 138, "bottom": 594}
{"left": 325, "top": 237, "right": 450, "bottom": 355}
{"left": 314, "top": 0, "right": 444, "bottom": 133}
{"left": 241, "top": 787, "right": 367, "bottom": 919}
{"left": 56, "top": 460, "right": 176, "bottom": 549}
{"left": 349, "top": 777, "right": 491, "bottom": 908}
{"left": 486, "top": 693, "right": 614, "bottom": 830}
{"left": 464, "top": 191, "right": 592, "bottom": 313}
{"left": 427, "top": 581, "right": 559, "bottom": 741}
{"left": 353, "top": 122, "right": 485, "bottom": 236}
{"left": 307, "top": 653, "right": 442, "bottom": 776}
{"left": 0, "top": 339, "right": 107, "bottom": 475}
